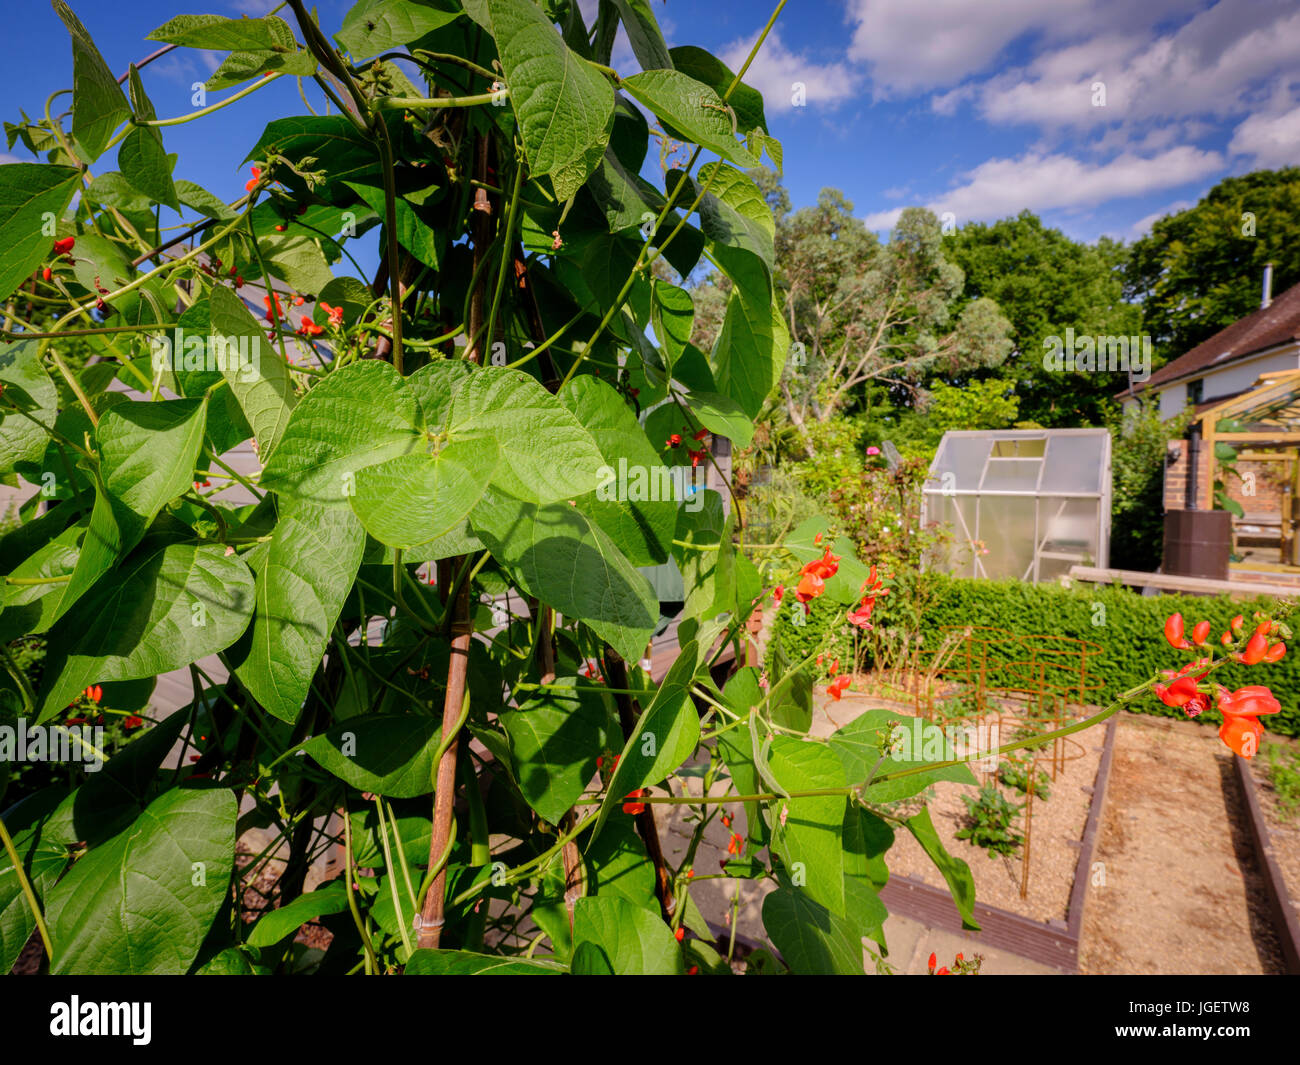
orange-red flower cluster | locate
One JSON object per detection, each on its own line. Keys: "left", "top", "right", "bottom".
{"left": 1158, "top": 613, "right": 1287, "bottom": 757}
{"left": 796, "top": 547, "right": 840, "bottom": 604}
{"left": 847, "top": 565, "right": 889, "bottom": 629}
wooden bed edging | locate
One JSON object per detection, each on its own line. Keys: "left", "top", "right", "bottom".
{"left": 878, "top": 715, "right": 1119, "bottom": 974}
{"left": 1234, "top": 755, "right": 1300, "bottom": 974}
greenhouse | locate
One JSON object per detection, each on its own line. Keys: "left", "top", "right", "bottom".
{"left": 921, "top": 429, "right": 1112, "bottom": 581}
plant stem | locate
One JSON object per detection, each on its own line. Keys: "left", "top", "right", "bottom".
{"left": 0, "top": 812, "right": 54, "bottom": 962}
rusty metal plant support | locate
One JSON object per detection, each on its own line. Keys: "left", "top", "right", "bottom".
{"left": 917, "top": 626, "right": 1104, "bottom": 899}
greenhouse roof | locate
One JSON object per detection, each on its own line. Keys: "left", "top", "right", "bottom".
{"left": 925, "top": 429, "right": 1110, "bottom": 497}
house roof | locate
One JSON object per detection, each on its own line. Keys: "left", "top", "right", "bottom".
{"left": 1118, "top": 278, "right": 1300, "bottom": 399}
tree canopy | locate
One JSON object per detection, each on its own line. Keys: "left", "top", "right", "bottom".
{"left": 1125, "top": 167, "right": 1300, "bottom": 357}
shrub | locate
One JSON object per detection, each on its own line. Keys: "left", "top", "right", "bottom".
{"left": 765, "top": 593, "right": 854, "bottom": 679}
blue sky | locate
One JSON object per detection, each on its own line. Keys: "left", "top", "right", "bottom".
{"left": 4, "top": 0, "right": 1299, "bottom": 267}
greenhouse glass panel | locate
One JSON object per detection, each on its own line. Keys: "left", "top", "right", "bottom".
{"left": 921, "top": 429, "right": 1111, "bottom": 582}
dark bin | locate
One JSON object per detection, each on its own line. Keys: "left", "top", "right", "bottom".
{"left": 1163, "top": 509, "right": 1232, "bottom": 580}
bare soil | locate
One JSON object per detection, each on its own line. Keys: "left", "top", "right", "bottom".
{"left": 1078, "top": 712, "right": 1286, "bottom": 974}
{"left": 878, "top": 704, "right": 1105, "bottom": 924}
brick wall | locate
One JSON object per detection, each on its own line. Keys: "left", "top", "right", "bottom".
{"left": 1164, "top": 438, "right": 1290, "bottom": 516}
{"left": 1224, "top": 459, "right": 1287, "bottom": 516}
{"left": 1163, "top": 438, "right": 1212, "bottom": 510}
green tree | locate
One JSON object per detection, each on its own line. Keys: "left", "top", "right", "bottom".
{"left": 882, "top": 377, "right": 1021, "bottom": 457}
{"left": 1125, "top": 168, "right": 1300, "bottom": 356}
{"left": 693, "top": 180, "right": 1012, "bottom": 453}
{"left": 1106, "top": 398, "right": 1191, "bottom": 570}
{"left": 943, "top": 210, "right": 1140, "bottom": 427}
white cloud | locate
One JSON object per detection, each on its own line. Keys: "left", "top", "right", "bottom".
{"left": 863, "top": 146, "right": 1224, "bottom": 230}
{"left": 974, "top": 0, "right": 1300, "bottom": 129}
{"left": 1229, "top": 103, "right": 1300, "bottom": 168}
{"left": 844, "top": 0, "right": 1089, "bottom": 94}
{"left": 720, "top": 29, "right": 858, "bottom": 112}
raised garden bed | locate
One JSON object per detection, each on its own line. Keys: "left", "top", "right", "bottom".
{"left": 1240, "top": 744, "right": 1300, "bottom": 973}
{"left": 867, "top": 704, "right": 1119, "bottom": 973}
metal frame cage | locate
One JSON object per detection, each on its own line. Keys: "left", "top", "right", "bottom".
{"left": 920, "top": 428, "right": 1112, "bottom": 582}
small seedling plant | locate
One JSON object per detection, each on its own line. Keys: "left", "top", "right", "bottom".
{"left": 0, "top": 2, "right": 1289, "bottom": 976}
{"left": 956, "top": 784, "right": 1025, "bottom": 859}
{"left": 998, "top": 752, "right": 1051, "bottom": 801}
{"left": 1263, "top": 742, "right": 1300, "bottom": 822}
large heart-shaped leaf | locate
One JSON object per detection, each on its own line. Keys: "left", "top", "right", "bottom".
{"left": 51, "top": 398, "right": 209, "bottom": 626}
{"left": 261, "top": 360, "right": 422, "bottom": 505}
{"left": 52, "top": 1, "right": 131, "bottom": 162}
{"left": 472, "top": 488, "right": 657, "bottom": 664}
{"left": 0, "top": 166, "right": 82, "bottom": 303}
{"left": 0, "top": 338, "right": 58, "bottom": 474}
{"left": 351, "top": 438, "right": 499, "bottom": 550}
{"left": 207, "top": 284, "right": 297, "bottom": 463}
{"left": 232, "top": 503, "right": 366, "bottom": 723}
{"left": 37, "top": 538, "right": 255, "bottom": 720}
{"left": 767, "top": 737, "right": 848, "bottom": 917}
{"left": 590, "top": 641, "right": 700, "bottom": 843}
{"left": 447, "top": 366, "right": 605, "bottom": 504}
{"left": 46, "top": 787, "right": 237, "bottom": 975}
{"left": 304, "top": 714, "right": 441, "bottom": 798}
{"left": 621, "top": 69, "right": 758, "bottom": 169}
{"left": 762, "top": 882, "right": 864, "bottom": 975}
{"left": 499, "top": 677, "right": 609, "bottom": 825}
{"left": 572, "top": 895, "right": 683, "bottom": 974}
{"left": 558, "top": 375, "right": 675, "bottom": 566}
{"left": 336, "top": 0, "right": 462, "bottom": 62}
{"left": 482, "top": 0, "right": 614, "bottom": 201}
{"left": 148, "top": 13, "right": 297, "bottom": 51}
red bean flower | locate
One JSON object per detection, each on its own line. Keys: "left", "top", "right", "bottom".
{"left": 1217, "top": 685, "right": 1281, "bottom": 718}
{"left": 802, "top": 548, "right": 841, "bottom": 581}
{"left": 1191, "top": 619, "right": 1211, "bottom": 646}
{"left": 1154, "top": 673, "right": 1200, "bottom": 708}
{"left": 848, "top": 565, "right": 889, "bottom": 629}
{"left": 52, "top": 236, "right": 75, "bottom": 256}
{"left": 1235, "top": 630, "right": 1269, "bottom": 665}
{"left": 827, "top": 675, "right": 851, "bottom": 701}
{"left": 1164, "top": 613, "right": 1193, "bottom": 650}
{"left": 1216, "top": 686, "right": 1281, "bottom": 758}
{"left": 622, "top": 789, "right": 647, "bottom": 815}
{"left": 1220, "top": 715, "right": 1264, "bottom": 759}
{"left": 795, "top": 572, "right": 825, "bottom": 603}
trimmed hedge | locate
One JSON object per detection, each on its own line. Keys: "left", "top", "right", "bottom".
{"left": 920, "top": 576, "right": 1299, "bottom": 738}
{"left": 764, "top": 574, "right": 1299, "bottom": 738}
{"left": 766, "top": 595, "right": 854, "bottom": 681}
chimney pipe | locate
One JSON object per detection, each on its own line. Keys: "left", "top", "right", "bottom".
{"left": 1263, "top": 262, "right": 1274, "bottom": 309}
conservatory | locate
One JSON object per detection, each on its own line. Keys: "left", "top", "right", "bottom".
{"left": 921, "top": 429, "right": 1112, "bottom": 582}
